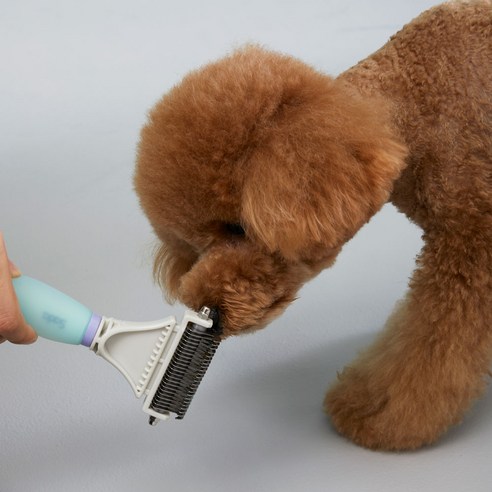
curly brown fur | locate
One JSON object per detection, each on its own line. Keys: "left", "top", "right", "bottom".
{"left": 135, "top": 48, "right": 405, "bottom": 332}
{"left": 135, "top": 1, "right": 492, "bottom": 450}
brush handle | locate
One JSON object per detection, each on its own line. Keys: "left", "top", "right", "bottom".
{"left": 12, "top": 276, "right": 101, "bottom": 346}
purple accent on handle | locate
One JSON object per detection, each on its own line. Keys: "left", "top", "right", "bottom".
{"left": 82, "top": 313, "right": 102, "bottom": 347}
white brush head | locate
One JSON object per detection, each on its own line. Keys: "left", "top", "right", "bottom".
{"left": 90, "top": 309, "right": 214, "bottom": 422}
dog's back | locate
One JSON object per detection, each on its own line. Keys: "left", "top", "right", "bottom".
{"left": 343, "top": 1, "right": 492, "bottom": 230}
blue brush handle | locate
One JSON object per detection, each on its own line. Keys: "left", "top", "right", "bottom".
{"left": 12, "top": 276, "right": 101, "bottom": 346}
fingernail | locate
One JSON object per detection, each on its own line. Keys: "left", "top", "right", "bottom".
{"left": 8, "top": 260, "right": 22, "bottom": 278}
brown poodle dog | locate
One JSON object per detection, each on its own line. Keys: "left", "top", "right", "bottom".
{"left": 134, "top": 1, "right": 492, "bottom": 450}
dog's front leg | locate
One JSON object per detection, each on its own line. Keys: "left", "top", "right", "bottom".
{"left": 325, "top": 230, "right": 492, "bottom": 450}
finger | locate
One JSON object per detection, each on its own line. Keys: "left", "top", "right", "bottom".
{"left": 10, "top": 325, "right": 38, "bottom": 344}
{"left": 0, "top": 233, "right": 38, "bottom": 344}
{"left": 0, "top": 233, "right": 22, "bottom": 278}
{"left": 8, "top": 259, "right": 22, "bottom": 278}
{"left": 0, "top": 232, "right": 11, "bottom": 280}
{"left": 0, "top": 309, "right": 38, "bottom": 343}
{"left": 0, "top": 335, "right": 6, "bottom": 344}
{"left": 0, "top": 315, "right": 38, "bottom": 344}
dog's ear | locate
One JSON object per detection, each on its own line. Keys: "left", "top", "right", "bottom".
{"left": 153, "top": 234, "right": 198, "bottom": 302}
{"left": 242, "top": 81, "right": 407, "bottom": 261}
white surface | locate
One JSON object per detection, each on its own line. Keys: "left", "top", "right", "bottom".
{"left": 2, "top": 1, "right": 491, "bottom": 491}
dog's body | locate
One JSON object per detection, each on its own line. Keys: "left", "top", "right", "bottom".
{"left": 135, "top": 1, "right": 492, "bottom": 450}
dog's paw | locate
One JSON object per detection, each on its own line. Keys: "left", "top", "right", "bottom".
{"left": 324, "top": 364, "right": 462, "bottom": 451}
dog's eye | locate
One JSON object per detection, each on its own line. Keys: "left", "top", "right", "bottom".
{"left": 224, "top": 223, "right": 246, "bottom": 236}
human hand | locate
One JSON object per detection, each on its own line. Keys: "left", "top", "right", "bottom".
{"left": 0, "top": 233, "right": 37, "bottom": 344}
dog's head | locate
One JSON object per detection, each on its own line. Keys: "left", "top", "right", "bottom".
{"left": 134, "top": 47, "right": 406, "bottom": 336}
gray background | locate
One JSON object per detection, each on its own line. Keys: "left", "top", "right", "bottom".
{"left": 2, "top": 1, "right": 491, "bottom": 491}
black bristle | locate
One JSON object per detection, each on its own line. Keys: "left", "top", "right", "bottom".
{"left": 149, "top": 309, "right": 220, "bottom": 419}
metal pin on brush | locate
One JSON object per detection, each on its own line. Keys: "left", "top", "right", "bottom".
{"left": 13, "top": 275, "right": 221, "bottom": 423}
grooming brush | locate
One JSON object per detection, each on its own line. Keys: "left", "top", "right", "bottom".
{"left": 12, "top": 275, "right": 221, "bottom": 424}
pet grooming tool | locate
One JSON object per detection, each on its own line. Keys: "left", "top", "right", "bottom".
{"left": 13, "top": 275, "right": 221, "bottom": 424}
